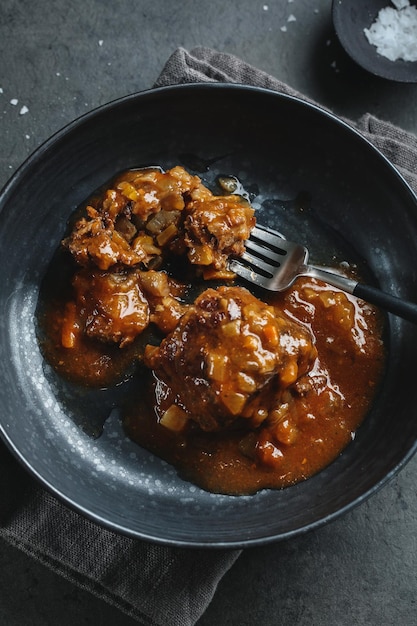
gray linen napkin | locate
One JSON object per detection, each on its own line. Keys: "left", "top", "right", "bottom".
{"left": 1, "top": 45, "right": 417, "bottom": 626}
{"left": 0, "top": 441, "right": 240, "bottom": 626}
{"left": 155, "top": 47, "right": 417, "bottom": 191}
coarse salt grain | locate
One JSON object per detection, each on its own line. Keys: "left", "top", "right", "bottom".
{"left": 19, "top": 105, "right": 29, "bottom": 115}
{"left": 10, "top": 98, "right": 18, "bottom": 106}
{"left": 364, "top": 0, "right": 417, "bottom": 62}
{"left": 392, "top": 0, "right": 410, "bottom": 8}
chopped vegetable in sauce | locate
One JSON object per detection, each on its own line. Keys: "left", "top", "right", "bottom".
{"left": 38, "top": 166, "right": 385, "bottom": 495}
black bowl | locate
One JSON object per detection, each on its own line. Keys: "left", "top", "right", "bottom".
{"left": 1, "top": 84, "right": 417, "bottom": 547}
{"left": 332, "top": 0, "right": 417, "bottom": 82}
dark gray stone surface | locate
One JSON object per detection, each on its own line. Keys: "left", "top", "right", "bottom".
{"left": 1, "top": 0, "right": 416, "bottom": 624}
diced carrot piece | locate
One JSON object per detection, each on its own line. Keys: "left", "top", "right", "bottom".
{"left": 264, "top": 323, "right": 279, "bottom": 346}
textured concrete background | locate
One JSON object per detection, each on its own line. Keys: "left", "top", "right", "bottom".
{"left": 1, "top": 0, "right": 417, "bottom": 624}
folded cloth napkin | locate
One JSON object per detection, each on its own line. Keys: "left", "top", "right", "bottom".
{"left": 1, "top": 46, "right": 417, "bottom": 626}
{"left": 0, "top": 442, "right": 239, "bottom": 626}
{"left": 155, "top": 47, "right": 417, "bottom": 191}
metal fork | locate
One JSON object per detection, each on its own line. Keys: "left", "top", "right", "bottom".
{"left": 229, "top": 224, "right": 417, "bottom": 324}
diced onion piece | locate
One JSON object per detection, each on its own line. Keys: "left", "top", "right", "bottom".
{"left": 206, "top": 353, "right": 228, "bottom": 382}
{"left": 146, "top": 210, "right": 180, "bottom": 235}
{"left": 236, "top": 372, "right": 257, "bottom": 393}
{"left": 242, "top": 333, "right": 259, "bottom": 350}
{"left": 256, "top": 440, "right": 284, "bottom": 467}
{"left": 139, "top": 270, "right": 170, "bottom": 297}
{"left": 111, "top": 229, "right": 132, "bottom": 250}
{"left": 156, "top": 222, "right": 178, "bottom": 246}
{"left": 188, "top": 244, "right": 214, "bottom": 266}
{"left": 250, "top": 408, "right": 269, "bottom": 427}
{"left": 117, "top": 181, "right": 140, "bottom": 201}
{"left": 280, "top": 361, "right": 298, "bottom": 386}
{"left": 132, "top": 234, "right": 161, "bottom": 256}
{"left": 160, "top": 404, "right": 189, "bottom": 432}
{"left": 161, "top": 192, "right": 185, "bottom": 211}
{"left": 221, "top": 320, "right": 241, "bottom": 337}
{"left": 242, "top": 303, "right": 260, "bottom": 318}
{"left": 258, "top": 354, "right": 277, "bottom": 375}
{"left": 220, "top": 390, "right": 246, "bottom": 415}
{"left": 274, "top": 418, "right": 298, "bottom": 445}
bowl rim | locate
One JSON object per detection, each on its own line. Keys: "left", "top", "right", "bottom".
{"left": 1, "top": 82, "right": 417, "bottom": 547}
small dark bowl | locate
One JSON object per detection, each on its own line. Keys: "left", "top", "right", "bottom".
{"left": 332, "top": 0, "right": 417, "bottom": 82}
{"left": 1, "top": 84, "right": 417, "bottom": 547}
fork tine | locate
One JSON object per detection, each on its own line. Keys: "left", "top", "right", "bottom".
{"left": 228, "top": 258, "right": 271, "bottom": 287}
{"left": 228, "top": 224, "right": 289, "bottom": 287}
{"left": 240, "top": 251, "right": 277, "bottom": 276}
{"left": 251, "top": 224, "right": 288, "bottom": 250}
{"left": 230, "top": 223, "right": 306, "bottom": 291}
{"left": 245, "top": 239, "right": 285, "bottom": 266}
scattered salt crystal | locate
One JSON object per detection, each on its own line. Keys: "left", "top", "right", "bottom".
{"left": 25, "top": 134, "right": 30, "bottom": 139}
{"left": 19, "top": 105, "right": 29, "bottom": 115}
{"left": 98, "top": 39, "right": 104, "bottom": 46}
{"left": 392, "top": 0, "right": 410, "bottom": 8}
{"left": 0, "top": 87, "right": 3, "bottom": 94}
{"left": 364, "top": 0, "right": 417, "bottom": 62}
{"left": 10, "top": 98, "right": 18, "bottom": 106}
{"left": 280, "top": 25, "right": 288, "bottom": 32}
{"left": 288, "top": 14, "right": 296, "bottom": 22}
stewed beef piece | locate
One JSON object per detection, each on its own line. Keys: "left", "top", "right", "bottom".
{"left": 145, "top": 286, "right": 317, "bottom": 432}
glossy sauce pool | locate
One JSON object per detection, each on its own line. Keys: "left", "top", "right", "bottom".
{"left": 38, "top": 267, "right": 385, "bottom": 496}
{"left": 122, "top": 278, "right": 385, "bottom": 494}
{"left": 37, "top": 166, "right": 385, "bottom": 496}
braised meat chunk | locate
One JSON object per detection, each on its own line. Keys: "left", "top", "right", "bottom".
{"left": 62, "top": 166, "right": 201, "bottom": 270}
{"left": 62, "top": 166, "right": 255, "bottom": 277}
{"left": 60, "top": 268, "right": 190, "bottom": 350}
{"left": 184, "top": 193, "right": 255, "bottom": 276}
{"left": 62, "top": 269, "right": 150, "bottom": 348}
{"left": 137, "top": 270, "right": 188, "bottom": 335}
{"left": 145, "top": 286, "right": 317, "bottom": 432}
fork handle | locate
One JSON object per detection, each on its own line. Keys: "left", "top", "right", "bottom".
{"left": 309, "top": 266, "right": 417, "bottom": 324}
{"left": 353, "top": 283, "right": 417, "bottom": 324}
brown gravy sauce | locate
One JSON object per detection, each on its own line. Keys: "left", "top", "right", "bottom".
{"left": 37, "top": 167, "right": 385, "bottom": 495}
{"left": 39, "top": 270, "right": 385, "bottom": 495}
{"left": 123, "top": 279, "right": 384, "bottom": 494}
